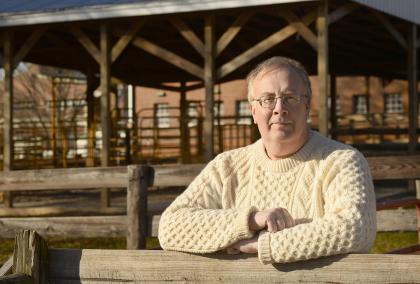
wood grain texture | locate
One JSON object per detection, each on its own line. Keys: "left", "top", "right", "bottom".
{"left": 367, "top": 155, "right": 420, "bottom": 180}
{"left": 48, "top": 249, "right": 420, "bottom": 283}
{"left": 0, "top": 215, "right": 161, "bottom": 238}
{"left": 0, "top": 167, "right": 127, "bottom": 191}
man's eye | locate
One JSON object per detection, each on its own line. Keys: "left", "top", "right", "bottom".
{"left": 263, "top": 97, "right": 275, "bottom": 103}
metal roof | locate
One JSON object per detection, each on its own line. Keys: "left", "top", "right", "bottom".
{"left": 0, "top": 0, "right": 311, "bottom": 27}
{"left": 352, "top": 0, "right": 420, "bottom": 25}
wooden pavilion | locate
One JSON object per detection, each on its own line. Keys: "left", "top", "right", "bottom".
{"left": 0, "top": 0, "right": 419, "bottom": 204}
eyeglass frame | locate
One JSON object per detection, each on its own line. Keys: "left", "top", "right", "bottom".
{"left": 251, "top": 93, "right": 307, "bottom": 109}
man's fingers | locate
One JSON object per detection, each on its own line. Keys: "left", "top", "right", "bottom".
{"left": 267, "top": 217, "right": 277, "bottom": 232}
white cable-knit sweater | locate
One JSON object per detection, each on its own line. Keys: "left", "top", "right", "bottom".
{"left": 158, "top": 131, "right": 377, "bottom": 264}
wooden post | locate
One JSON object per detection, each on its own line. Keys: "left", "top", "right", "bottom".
{"left": 179, "top": 82, "right": 190, "bottom": 163}
{"left": 100, "top": 23, "right": 111, "bottom": 207}
{"left": 317, "top": 0, "right": 329, "bottom": 136}
{"left": 7, "top": 230, "right": 48, "bottom": 283}
{"left": 204, "top": 15, "right": 215, "bottom": 161}
{"left": 86, "top": 69, "right": 97, "bottom": 167}
{"left": 408, "top": 23, "right": 418, "bottom": 153}
{"left": 3, "top": 31, "right": 14, "bottom": 208}
{"left": 330, "top": 72, "right": 337, "bottom": 139}
{"left": 127, "top": 165, "right": 154, "bottom": 250}
{"left": 51, "top": 78, "right": 57, "bottom": 168}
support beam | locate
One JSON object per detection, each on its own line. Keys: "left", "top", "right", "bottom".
{"left": 100, "top": 23, "right": 111, "bottom": 207}
{"left": 130, "top": 35, "right": 204, "bottom": 79}
{"left": 111, "top": 20, "right": 145, "bottom": 63}
{"left": 408, "top": 23, "right": 418, "bottom": 153}
{"left": 373, "top": 11, "right": 407, "bottom": 50}
{"left": 328, "top": 3, "right": 358, "bottom": 25}
{"left": 216, "top": 11, "right": 253, "bottom": 56}
{"left": 204, "top": 15, "right": 215, "bottom": 161}
{"left": 170, "top": 17, "right": 205, "bottom": 57}
{"left": 217, "top": 9, "right": 317, "bottom": 80}
{"left": 179, "top": 82, "right": 190, "bottom": 163}
{"left": 86, "top": 69, "right": 98, "bottom": 167}
{"left": 278, "top": 8, "right": 318, "bottom": 50}
{"left": 3, "top": 31, "right": 14, "bottom": 207}
{"left": 317, "top": 0, "right": 329, "bottom": 136}
{"left": 13, "top": 27, "right": 46, "bottom": 68}
{"left": 330, "top": 72, "right": 337, "bottom": 139}
{"left": 71, "top": 26, "right": 101, "bottom": 63}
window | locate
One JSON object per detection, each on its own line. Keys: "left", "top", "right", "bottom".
{"left": 213, "top": 101, "right": 224, "bottom": 125}
{"left": 352, "top": 95, "right": 369, "bottom": 114}
{"left": 384, "top": 93, "right": 403, "bottom": 113}
{"left": 236, "top": 100, "right": 252, "bottom": 125}
{"left": 154, "top": 103, "right": 170, "bottom": 128}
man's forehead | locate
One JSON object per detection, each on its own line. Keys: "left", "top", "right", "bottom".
{"left": 254, "top": 65, "right": 305, "bottom": 89}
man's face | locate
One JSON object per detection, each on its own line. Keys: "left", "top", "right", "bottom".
{"left": 250, "top": 66, "right": 310, "bottom": 146}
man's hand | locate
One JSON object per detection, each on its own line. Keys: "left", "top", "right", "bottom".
{"left": 229, "top": 236, "right": 258, "bottom": 254}
{"left": 249, "top": 207, "right": 295, "bottom": 232}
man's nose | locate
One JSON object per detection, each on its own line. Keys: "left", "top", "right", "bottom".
{"left": 273, "top": 98, "right": 288, "bottom": 114}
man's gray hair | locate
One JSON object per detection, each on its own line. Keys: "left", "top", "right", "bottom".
{"left": 246, "top": 56, "right": 312, "bottom": 102}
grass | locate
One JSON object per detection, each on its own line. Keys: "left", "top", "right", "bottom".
{"left": 0, "top": 232, "right": 418, "bottom": 266}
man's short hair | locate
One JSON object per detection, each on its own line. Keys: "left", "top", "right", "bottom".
{"left": 246, "top": 56, "right": 312, "bottom": 102}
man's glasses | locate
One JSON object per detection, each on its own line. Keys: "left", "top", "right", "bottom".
{"left": 252, "top": 94, "right": 304, "bottom": 109}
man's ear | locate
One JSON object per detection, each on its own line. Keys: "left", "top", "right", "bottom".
{"left": 249, "top": 102, "right": 257, "bottom": 123}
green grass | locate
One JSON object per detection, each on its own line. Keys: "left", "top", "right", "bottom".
{"left": 0, "top": 232, "right": 418, "bottom": 266}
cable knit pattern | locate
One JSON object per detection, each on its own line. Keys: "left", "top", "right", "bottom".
{"left": 158, "top": 131, "right": 377, "bottom": 264}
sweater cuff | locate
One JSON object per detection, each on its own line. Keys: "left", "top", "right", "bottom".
{"left": 258, "top": 230, "right": 272, "bottom": 264}
{"left": 235, "top": 206, "right": 257, "bottom": 239}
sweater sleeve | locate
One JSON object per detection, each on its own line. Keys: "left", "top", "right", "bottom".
{"left": 258, "top": 150, "right": 377, "bottom": 264}
{"left": 158, "top": 155, "right": 256, "bottom": 253}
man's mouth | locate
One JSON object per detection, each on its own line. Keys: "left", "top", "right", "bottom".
{"left": 269, "top": 121, "right": 291, "bottom": 126}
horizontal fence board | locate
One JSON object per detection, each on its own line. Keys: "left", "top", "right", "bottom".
{"left": 367, "top": 155, "right": 420, "bottom": 180}
{"left": 0, "top": 167, "right": 128, "bottom": 191}
{"left": 0, "top": 215, "right": 161, "bottom": 238}
{"left": 0, "top": 210, "right": 413, "bottom": 239}
{"left": 153, "top": 164, "right": 204, "bottom": 187}
{"left": 48, "top": 249, "right": 420, "bottom": 283}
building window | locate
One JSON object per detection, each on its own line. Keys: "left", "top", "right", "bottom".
{"left": 352, "top": 95, "right": 369, "bottom": 114}
{"left": 213, "top": 101, "right": 224, "bottom": 125}
{"left": 384, "top": 93, "right": 403, "bottom": 113}
{"left": 154, "top": 103, "right": 170, "bottom": 128}
{"left": 236, "top": 100, "right": 252, "bottom": 125}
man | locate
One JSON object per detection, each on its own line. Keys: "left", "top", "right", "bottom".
{"left": 158, "top": 56, "right": 376, "bottom": 264}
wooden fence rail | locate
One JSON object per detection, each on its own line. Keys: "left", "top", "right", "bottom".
{"left": 0, "top": 155, "right": 420, "bottom": 248}
{"left": 2, "top": 230, "right": 420, "bottom": 283}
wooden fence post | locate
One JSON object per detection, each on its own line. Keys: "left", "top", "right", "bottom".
{"left": 127, "top": 165, "right": 154, "bottom": 249}
{"left": 0, "top": 230, "right": 48, "bottom": 283}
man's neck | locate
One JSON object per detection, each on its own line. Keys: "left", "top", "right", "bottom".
{"left": 264, "top": 129, "right": 310, "bottom": 160}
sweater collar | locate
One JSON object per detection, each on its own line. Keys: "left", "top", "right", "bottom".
{"left": 252, "top": 130, "right": 321, "bottom": 173}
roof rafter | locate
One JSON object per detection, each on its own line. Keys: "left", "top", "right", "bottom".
{"left": 216, "top": 11, "right": 253, "bottom": 56}
{"left": 170, "top": 16, "right": 204, "bottom": 57}
{"left": 111, "top": 19, "right": 145, "bottom": 63}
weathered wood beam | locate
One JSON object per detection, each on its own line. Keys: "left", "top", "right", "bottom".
{"left": 127, "top": 165, "right": 153, "bottom": 250}
{"left": 99, "top": 23, "right": 111, "bottom": 208}
{"left": 204, "top": 15, "right": 215, "bottom": 161}
{"left": 373, "top": 11, "right": 407, "bottom": 49}
{"left": 278, "top": 7, "right": 318, "bottom": 50}
{"left": 48, "top": 250, "right": 420, "bottom": 283}
{"left": 111, "top": 20, "right": 145, "bottom": 63}
{"left": 216, "top": 11, "right": 253, "bottom": 56}
{"left": 0, "top": 256, "right": 13, "bottom": 276}
{"left": 3, "top": 32, "right": 13, "bottom": 173}
{"left": 130, "top": 35, "right": 204, "bottom": 79}
{"left": 408, "top": 23, "right": 418, "bottom": 153}
{"left": 0, "top": 167, "right": 127, "bottom": 192}
{"left": 170, "top": 16, "right": 204, "bottom": 57}
{"left": 2, "top": 31, "right": 14, "bottom": 208}
{"left": 328, "top": 2, "right": 358, "bottom": 25}
{"left": 71, "top": 26, "right": 101, "bottom": 63}
{"left": 317, "top": 0, "right": 329, "bottom": 136}
{"left": 13, "top": 27, "right": 46, "bottom": 68}
{"left": 217, "top": 8, "right": 317, "bottom": 80}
